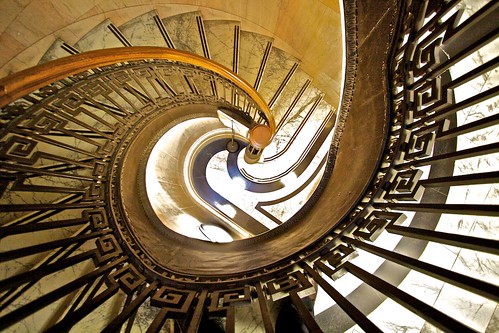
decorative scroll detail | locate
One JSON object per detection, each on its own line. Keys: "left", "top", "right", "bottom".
{"left": 266, "top": 271, "right": 315, "bottom": 300}
{"left": 85, "top": 208, "right": 109, "bottom": 230}
{"left": 0, "top": 0, "right": 497, "bottom": 330}
{"left": 108, "top": 264, "right": 147, "bottom": 294}
{"left": 208, "top": 286, "right": 251, "bottom": 314}
{"left": 380, "top": 169, "right": 424, "bottom": 202}
{"left": 151, "top": 286, "right": 196, "bottom": 315}
{"left": 95, "top": 234, "right": 123, "bottom": 263}
{"left": 314, "top": 244, "right": 358, "bottom": 280}
{"left": 353, "top": 209, "right": 406, "bottom": 241}
{"left": 0, "top": 135, "right": 39, "bottom": 163}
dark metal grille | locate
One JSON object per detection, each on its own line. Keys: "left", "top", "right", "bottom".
{"left": 0, "top": 0, "right": 498, "bottom": 332}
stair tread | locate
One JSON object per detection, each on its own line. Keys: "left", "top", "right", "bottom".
{"left": 238, "top": 30, "right": 274, "bottom": 88}
{"left": 161, "top": 11, "right": 204, "bottom": 56}
{"left": 74, "top": 19, "right": 126, "bottom": 52}
{"left": 268, "top": 86, "right": 331, "bottom": 158}
{"left": 204, "top": 20, "right": 240, "bottom": 71}
{"left": 278, "top": 84, "right": 322, "bottom": 133}
{"left": 285, "top": 85, "right": 323, "bottom": 125}
{"left": 258, "top": 46, "right": 300, "bottom": 104}
{"left": 271, "top": 68, "right": 311, "bottom": 124}
{"left": 119, "top": 10, "right": 168, "bottom": 47}
{"left": 38, "top": 39, "right": 77, "bottom": 65}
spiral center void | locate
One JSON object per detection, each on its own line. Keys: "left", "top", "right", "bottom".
{"left": 114, "top": 91, "right": 351, "bottom": 277}
{"left": 142, "top": 108, "right": 333, "bottom": 243}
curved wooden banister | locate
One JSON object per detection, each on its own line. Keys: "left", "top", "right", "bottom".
{"left": 0, "top": 46, "right": 275, "bottom": 134}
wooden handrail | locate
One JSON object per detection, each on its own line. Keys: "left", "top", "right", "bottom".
{"left": 0, "top": 46, "right": 275, "bottom": 133}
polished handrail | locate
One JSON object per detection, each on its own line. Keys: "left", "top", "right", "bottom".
{"left": 0, "top": 46, "right": 275, "bottom": 134}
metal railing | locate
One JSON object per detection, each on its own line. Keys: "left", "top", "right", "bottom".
{"left": 0, "top": 0, "right": 497, "bottom": 332}
{"left": 0, "top": 47, "right": 275, "bottom": 133}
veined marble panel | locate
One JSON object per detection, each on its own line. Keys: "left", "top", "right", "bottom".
{"left": 5, "top": 259, "right": 96, "bottom": 332}
{"left": 161, "top": 11, "right": 204, "bottom": 56}
{"left": 38, "top": 38, "right": 76, "bottom": 65}
{"left": 238, "top": 31, "right": 273, "bottom": 88}
{"left": 204, "top": 20, "right": 239, "bottom": 71}
{"left": 71, "top": 290, "right": 128, "bottom": 333}
{"left": 485, "top": 305, "right": 499, "bottom": 333}
{"left": 418, "top": 242, "right": 460, "bottom": 271}
{"left": 266, "top": 85, "right": 322, "bottom": 157}
{"left": 258, "top": 47, "right": 299, "bottom": 103}
{"left": 74, "top": 19, "right": 125, "bottom": 52}
{"left": 276, "top": 97, "right": 332, "bottom": 158}
{"left": 0, "top": 218, "right": 88, "bottom": 282}
{"left": 234, "top": 301, "right": 266, "bottom": 333}
{"left": 368, "top": 298, "right": 426, "bottom": 333}
{"left": 469, "top": 216, "right": 499, "bottom": 240}
{"left": 452, "top": 249, "right": 499, "bottom": 285}
{"left": 419, "top": 322, "right": 446, "bottom": 333}
{"left": 397, "top": 270, "right": 443, "bottom": 310}
{"left": 270, "top": 68, "right": 311, "bottom": 124}
{"left": 433, "top": 283, "right": 496, "bottom": 332}
{"left": 119, "top": 10, "right": 167, "bottom": 47}
{"left": 126, "top": 299, "right": 165, "bottom": 332}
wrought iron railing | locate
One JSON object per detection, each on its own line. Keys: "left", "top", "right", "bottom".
{"left": 0, "top": 50, "right": 277, "bottom": 330}
{"left": 0, "top": 0, "right": 497, "bottom": 332}
{"left": 309, "top": 0, "right": 499, "bottom": 332}
{"left": 0, "top": 47, "right": 275, "bottom": 132}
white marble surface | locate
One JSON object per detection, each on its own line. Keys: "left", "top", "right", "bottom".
{"left": 204, "top": 20, "right": 239, "bottom": 71}
{"left": 258, "top": 46, "right": 299, "bottom": 103}
{"left": 267, "top": 85, "right": 322, "bottom": 156}
{"left": 71, "top": 290, "right": 128, "bottom": 332}
{"left": 74, "top": 19, "right": 124, "bottom": 52}
{"left": 234, "top": 302, "right": 266, "bottom": 333}
{"left": 485, "top": 305, "right": 499, "bottom": 333}
{"left": 238, "top": 30, "right": 273, "bottom": 88}
{"left": 120, "top": 10, "right": 168, "bottom": 47}
{"left": 2, "top": 237, "right": 96, "bottom": 332}
{"left": 38, "top": 38, "right": 75, "bottom": 65}
{"left": 162, "top": 11, "right": 204, "bottom": 56}
{"left": 270, "top": 68, "right": 311, "bottom": 123}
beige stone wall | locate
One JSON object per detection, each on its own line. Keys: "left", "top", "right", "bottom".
{"left": 0, "top": 0, "right": 342, "bottom": 104}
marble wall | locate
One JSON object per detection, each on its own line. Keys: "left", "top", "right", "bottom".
{"left": 0, "top": 0, "right": 342, "bottom": 106}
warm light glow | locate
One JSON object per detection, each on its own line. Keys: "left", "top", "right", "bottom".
{"left": 232, "top": 176, "right": 247, "bottom": 190}
{"left": 215, "top": 203, "right": 237, "bottom": 219}
{"left": 280, "top": 171, "right": 298, "bottom": 186}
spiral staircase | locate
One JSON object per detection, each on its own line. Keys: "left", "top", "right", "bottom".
{"left": 0, "top": 0, "right": 498, "bottom": 332}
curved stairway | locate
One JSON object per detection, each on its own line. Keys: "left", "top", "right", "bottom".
{"left": 1, "top": 1, "right": 499, "bottom": 332}
{"left": 31, "top": 9, "right": 340, "bottom": 239}
{"left": 0, "top": 7, "right": 341, "bottom": 332}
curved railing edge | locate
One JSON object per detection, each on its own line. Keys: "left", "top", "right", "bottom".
{"left": 0, "top": 46, "right": 275, "bottom": 133}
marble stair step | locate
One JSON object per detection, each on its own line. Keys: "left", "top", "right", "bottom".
{"left": 268, "top": 87, "right": 334, "bottom": 160}
{"left": 74, "top": 19, "right": 130, "bottom": 52}
{"left": 270, "top": 68, "right": 312, "bottom": 127}
{"left": 38, "top": 39, "right": 80, "bottom": 65}
{"left": 203, "top": 20, "right": 240, "bottom": 72}
{"left": 290, "top": 98, "right": 334, "bottom": 145}
{"left": 119, "top": 10, "right": 169, "bottom": 47}
{"left": 258, "top": 46, "right": 300, "bottom": 106}
{"left": 269, "top": 84, "right": 325, "bottom": 157}
{"left": 161, "top": 11, "right": 207, "bottom": 57}
{"left": 238, "top": 31, "right": 274, "bottom": 89}
{"left": 34, "top": 9, "right": 333, "bottom": 159}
